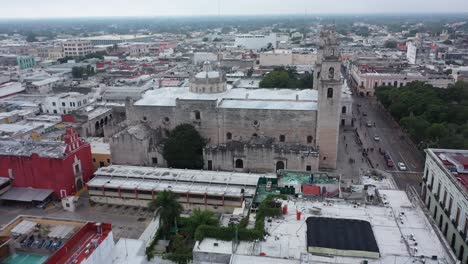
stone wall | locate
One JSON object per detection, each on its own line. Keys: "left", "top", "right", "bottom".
{"left": 204, "top": 143, "right": 319, "bottom": 173}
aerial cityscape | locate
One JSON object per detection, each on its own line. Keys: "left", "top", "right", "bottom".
{"left": 0, "top": 1, "right": 468, "bottom": 264}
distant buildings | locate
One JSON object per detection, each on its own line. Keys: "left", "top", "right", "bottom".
{"left": 62, "top": 39, "right": 93, "bottom": 57}
{"left": 349, "top": 58, "right": 454, "bottom": 96}
{"left": 0, "top": 55, "right": 35, "bottom": 69}
{"left": 234, "top": 33, "right": 277, "bottom": 50}
{"left": 259, "top": 49, "right": 316, "bottom": 67}
{"left": 42, "top": 92, "right": 90, "bottom": 115}
{"left": 421, "top": 148, "right": 468, "bottom": 263}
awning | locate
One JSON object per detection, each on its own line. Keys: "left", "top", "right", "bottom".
{"left": 0, "top": 187, "right": 53, "bottom": 202}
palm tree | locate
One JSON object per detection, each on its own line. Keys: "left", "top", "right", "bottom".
{"left": 186, "top": 208, "right": 216, "bottom": 238}
{"left": 148, "top": 190, "right": 183, "bottom": 234}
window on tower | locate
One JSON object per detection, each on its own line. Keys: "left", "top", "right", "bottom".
{"left": 327, "top": 88, "right": 333, "bottom": 98}
{"left": 328, "top": 67, "right": 334, "bottom": 79}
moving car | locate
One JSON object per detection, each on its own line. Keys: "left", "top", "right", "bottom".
{"left": 397, "top": 162, "right": 407, "bottom": 171}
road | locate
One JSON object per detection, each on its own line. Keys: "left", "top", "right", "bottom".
{"left": 352, "top": 95, "right": 425, "bottom": 190}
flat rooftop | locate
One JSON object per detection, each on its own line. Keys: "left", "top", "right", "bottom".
{"left": 134, "top": 86, "right": 318, "bottom": 111}
{"left": 94, "top": 165, "right": 272, "bottom": 187}
{"left": 429, "top": 148, "right": 468, "bottom": 190}
{"left": 0, "top": 139, "right": 66, "bottom": 158}
{"left": 195, "top": 189, "right": 453, "bottom": 263}
{"left": 90, "top": 165, "right": 274, "bottom": 197}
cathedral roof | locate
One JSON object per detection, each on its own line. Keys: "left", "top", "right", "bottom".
{"left": 134, "top": 86, "right": 318, "bottom": 111}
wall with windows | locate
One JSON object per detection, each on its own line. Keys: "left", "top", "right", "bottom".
{"left": 88, "top": 186, "right": 242, "bottom": 213}
{"left": 421, "top": 150, "right": 468, "bottom": 263}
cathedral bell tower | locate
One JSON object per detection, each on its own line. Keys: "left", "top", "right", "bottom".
{"left": 315, "top": 27, "right": 343, "bottom": 169}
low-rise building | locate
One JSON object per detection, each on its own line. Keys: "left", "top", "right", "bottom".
{"left": 42, "top": 92, "right": 90, "bottom": 115}
{"left": 0, "top": 215, "right": 113, "bottom": 264}
{"left": 349, "top": 58, "right": 454, "bottom": 96}
{"left": 259, "top": 49, "right": 316, "bottom": 67}
{"left": 0, "top": 127, "right": 94, "bottom": 198}
{"left": 87, "top": 137, "right": 111, "bottom": 170}
{"left": 87, "top": 165, "right": 274, "bottom": 213}
{"left": 421, "top": 148, "right": 468, "bottom": 263}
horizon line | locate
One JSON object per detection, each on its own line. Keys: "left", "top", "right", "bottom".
{"left": 1, "top": 12, "right": 468, "bottom": 20}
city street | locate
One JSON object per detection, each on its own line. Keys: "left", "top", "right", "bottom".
{"left": 351, "top": 94, "right": 425, "bottom": 190}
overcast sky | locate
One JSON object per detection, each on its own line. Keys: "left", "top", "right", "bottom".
{"left": 2, "top": 0, "right": 468, "bottom": 18}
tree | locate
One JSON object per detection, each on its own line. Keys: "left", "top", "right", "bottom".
{"left": 26, "top": 33, "right": 38, "bottom": 42}
{"left": 72, "top": 66, "right": 85, "bottom": 78}
{"left": 185, "top": 209, "right": 216, "bottom": 238}
{"left": 246, "top": 67, "right": 254, "bottom": 78}
{"left": 148, "top": 190, "right": 183, "bottom": 234}
{"left": 202, "top": 37, "right": 209, "bottom": 42}
{"left": 426, "top": 123, "right": 448, "bottom": 141}
{"left": 259, "top": 67, "right": 312, "bottom": 89}
{"left": 163, "top": 124, "right": 206, "bottom": 169}
{"left": 443, "top": 39, "right": 453, "bottom": 45}
{"left": 384, "top": 40, "right": 398, "bottom": 49}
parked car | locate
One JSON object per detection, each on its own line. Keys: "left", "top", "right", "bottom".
{"left": 374, "top": 135, "right": 380, "bottom": 141}
{"left": 366, "top": 122, "right": 373, "bottom": 127}
{"left": 397, "top": 162, "right": 407, "bottom": 171}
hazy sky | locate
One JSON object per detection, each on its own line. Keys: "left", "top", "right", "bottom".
{"left": 2, "top": 0, "right": 468, "bottom": 18}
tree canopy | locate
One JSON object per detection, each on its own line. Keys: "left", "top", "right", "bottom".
{"left": 259, "top": 66, "right": 313, "bottom": 89}
{"left": 148, "top": 190, "right": 183, "bottom": 235}
{"left": 72, "top": 65, "right": 95, "bottom": 78}
{"left": 163, "top": 124, "right": 206, "bottom": 169}
{"left": 375, "top": 81, "right": 468, "bottom": 149}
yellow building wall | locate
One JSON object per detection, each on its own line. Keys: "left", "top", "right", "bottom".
{"left": 92, "top": 153, "right": 112, "bottom": 170}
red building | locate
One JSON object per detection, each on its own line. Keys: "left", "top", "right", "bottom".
{"left": 0, "top": 128, "right": 94, "bottom": 198}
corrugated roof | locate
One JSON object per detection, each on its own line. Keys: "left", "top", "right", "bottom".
{"left": 0, "top": 187, "right": 53, "bottom": 202}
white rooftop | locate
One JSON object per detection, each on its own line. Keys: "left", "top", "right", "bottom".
{"left": 134, "top": 86, "right": 317, "bottom": 111}
{"left": 196, "top": 190, "right": 454, "bottom": 264}
{"left": 87, "top": 137, "right": 110, "bottom": 155}
{"left": 89, "top": 165, "right": 274, "bottom": 197}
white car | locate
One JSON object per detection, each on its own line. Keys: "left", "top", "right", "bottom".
{"left": 374, "top": 135, "right": 380, "bottom": 141}
{"left": 397, "top": 162, "right": 407, "bottom": 171}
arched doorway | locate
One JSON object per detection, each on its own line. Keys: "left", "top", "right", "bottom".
{"left": 76, "top": 178, "right": 83, "bottom": 191}
{"left": 235, "top": 159, "right": 243, "bottom": 169}
{"left": 458, "top": 245, "right": 464, "bottom": 261}
{"left": 276, "top": 161, "right": 285, "bottom": 171}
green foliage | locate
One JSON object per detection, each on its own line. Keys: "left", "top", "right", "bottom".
{"left": 384, "top": 40, "right": 398, "bottom": 49}
{"left": 194, "top": 194, "right": 284, "bottom": 242}
{"left": 163, "top": 124, "right": 206, "bottom": 169}
{"left": 71, "top": 65, "right": 95, "bottom": 78}
{"left": 26, "top": 33, "right": 38, "bottom": 42}
{"left": 184, "top": 209, "right": 217, "bottom": 239}
{"left": 58, "top": 56, "right": 74, "bottom": 64}
{"left": 148, "top": 190, "right": 183, "bottom": 234}
{"left": 259, "top": 67, "right": 313, "bottom": 89}
{"left": 375, "top": 81, "right": 468, "bottom": 149}
{"left": 443, "top": 39, "right": 453, "bottom": 45}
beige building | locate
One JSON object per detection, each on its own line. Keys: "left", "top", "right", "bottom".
{"left": 111, "top": 29, "right": 344, "bottom": 172}
{"left": 259, "top": 49, "right": 317, "bottom": 67}
{"left": 62, "top": 40, "right": 93, "bottom": 57}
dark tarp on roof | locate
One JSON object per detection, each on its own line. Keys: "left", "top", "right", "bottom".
{"left": 0, "top": 187, "right": 53, "bottom": 202}
{"left": 306, "top": 217, "right": 380, "bottom": 253}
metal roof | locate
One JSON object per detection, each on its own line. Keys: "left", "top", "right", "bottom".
{"left": 0, "top": 187, "right": 53, "bottom": 202}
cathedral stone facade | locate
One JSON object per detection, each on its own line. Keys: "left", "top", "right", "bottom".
{"left": 111, "top": 28, "right": 345, "bottom": 172}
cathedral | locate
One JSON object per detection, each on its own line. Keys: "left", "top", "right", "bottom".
{"left": 110, "top": 28, "right": 350, "bottom": 172}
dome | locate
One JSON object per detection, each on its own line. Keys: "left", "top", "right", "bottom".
{"left": 190, "top": 61, "right": 227, "bottom": 94}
